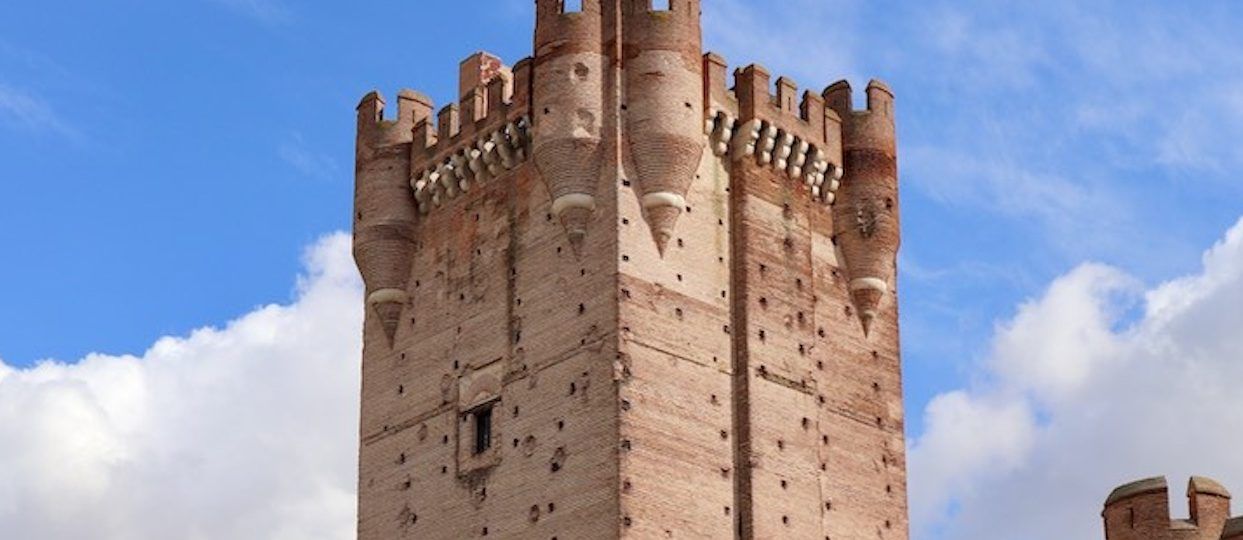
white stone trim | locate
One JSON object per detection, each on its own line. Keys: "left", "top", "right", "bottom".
{"left": 409, "top": 116, "right": 531, "bottom": 215}
{"left": 551, "top": 193, "right": 597, "bottom": 217}
{"left": 641, "top": 191, "right": 687, "bottom": 210}
{"left": 848, "top": 277, "right": 889, "bottom": 294}
{"left": 707, "top": 108, "right": 842, "bottom": 206}
{"left": 368, "top": 288, "right": 409, "bottom": 306}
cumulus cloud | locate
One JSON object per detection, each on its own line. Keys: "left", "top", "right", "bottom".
{"left": 0, "top": 233, "right": 362, "bottom": 540}
{"left": 910, "top": 217, "right": 1243, "bottom": 539}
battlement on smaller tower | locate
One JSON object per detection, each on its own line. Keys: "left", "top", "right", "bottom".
{"left": 824, "top": 79, "right": 896, "bottom": 158}
{"left": 355, "top": 89, "right": 433, "bottom": 149}
{"left": 621, "top": 0, "right": 701, "bottom": 34}
{"left": 534, "top": 0, "right": 603, "bottom": 58}
{"left": 1103, "top": 476, "right": 1237, "bottom": 540}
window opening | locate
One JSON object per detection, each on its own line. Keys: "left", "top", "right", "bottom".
{"left": 472, "top": 406, "right": 494, "bottom": 455}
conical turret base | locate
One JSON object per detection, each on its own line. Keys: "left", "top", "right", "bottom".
{"left": 560, "top": 205, "right": 593, "bottom": 257}
{"left": 366, "top": 289, "right": 408, "bottom": 347}
{"left": 644, "top": 204, "right": 682, "bottom": 257}
{"left": 849, "top": 281, "right": 887, "bottom": 337}
{"left": 373, "top": 301, "right": 404, "bottom": 346}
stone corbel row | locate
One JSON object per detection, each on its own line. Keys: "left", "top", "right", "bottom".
{"left": 706, "top": 110, "right": 843, "bottom": 204}
{"left": 410, "top": 117, "right": 532, "bottom": 214}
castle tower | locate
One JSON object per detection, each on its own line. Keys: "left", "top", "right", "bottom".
{"left": 353, "top": 2, "right": 907, "bottom": 538}
{"left": 1103, "top": 476, "right": 1238, "bottom": 540}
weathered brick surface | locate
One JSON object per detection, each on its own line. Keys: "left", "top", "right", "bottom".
{"left": 1103, "top": 477, "right": 1238, "bottom": 540}
{"left": 353, "top": 2, "right": 908, "bottom": 538}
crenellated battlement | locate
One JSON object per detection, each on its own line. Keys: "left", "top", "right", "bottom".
{"left": 701, "top": 53, "right": 845, "bottom": 205}
{"left": 356, "top": 52, "right": 530, "bottom": 159}
{"left": 623, "top": 0, "right": 702, "bottom": 43}
{"left": 355, "top": 89, "right": 433, "bottom": 150}
{"left": 824, "top": 79, "right": 897, "bottom": 156}
{"left": 411, "top": 54, "right": 530, "bottom": 165}
{"left": 354, "top": 52, "right": 537, "bottom": 215}
{"left": 1103, "top": 476, "right": 1236, "bottom": 540}
{"left": 536, "top": 0, "right": 602, "bottom": 18}
{"left": 535, "top": 0, "right": 603, "bottom": 59}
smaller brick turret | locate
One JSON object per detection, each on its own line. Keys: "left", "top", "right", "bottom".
{"left": 621, "top": 0, "right": 705, "bottom": 255}
{"left": 1103, "top": 476, "right": 1237, "bottom": 540}
{"left": 532, "top": 0, "right": 606, "bottom": 253}
{"left": 825, "top": 80, "right": 899, "bottom": 336}
{"left": 353, "top": 89, "right": 430, "bottom": 345}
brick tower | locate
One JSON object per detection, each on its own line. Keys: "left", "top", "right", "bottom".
{"left": 352, "top": 2, "right": 907, "bottom": 538}
{"left": 1103, "top": 476, "right": 1243, "bottom": 540}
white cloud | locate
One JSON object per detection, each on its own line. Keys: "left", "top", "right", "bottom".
{"left": 0, "top": 82, "right": 78, "bottom": 138}
{"left": 0, "top": 233, "right": 362, "bottom": 540}
{"left": 910, "top": 216, "right": 1243, "bottom": 539}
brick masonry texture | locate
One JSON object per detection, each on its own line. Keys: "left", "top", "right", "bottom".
{"left": 352, "top": 1, "right": 906, "bottom": 538}
{"left": 1103, "top": 476, "right": 1242, "bottom": 540}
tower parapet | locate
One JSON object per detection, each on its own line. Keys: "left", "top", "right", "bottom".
{"left": 825, "top": 79, "right": 899, "bottom": 335}
{"left": 406, "top": 55, "right": 533, "bottom": 216}
{"left": 1103, "top": 476, "right": 1236, "bottom": 540}
{"left": 702, "top": 55, "right": 845, "bottom": 206}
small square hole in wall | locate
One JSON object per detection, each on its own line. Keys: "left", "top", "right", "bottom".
{"left": 563, "top": 0, "right": 583, "bottom": 13}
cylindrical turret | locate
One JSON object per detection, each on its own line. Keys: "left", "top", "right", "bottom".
{"left": 826, "top": 80, "right": 899, "bottom": 336}
{"left": 354, "top": 89, "right": 428, "bottom": 345}
{"left": 622, "top": 0, "right": 705, "bottom": 255}
{"left": 532, "top": 0, "right": 606, "bottom": 253}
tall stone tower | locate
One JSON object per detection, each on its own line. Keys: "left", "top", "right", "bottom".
{"left": 352, "top": 2, "right": 906, "bottom": 538}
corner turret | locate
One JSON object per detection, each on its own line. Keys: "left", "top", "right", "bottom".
{"left": 826, "top": 79, "right": 899, "bottom": 336}
{"left": 354, "top": 90, "right": 430, "bottom": 345}
{"left": 621, "top": 0, "right": 705, "bottom": 255}
{"left": 531, "top": 0, "right": 607, "bottom": 253}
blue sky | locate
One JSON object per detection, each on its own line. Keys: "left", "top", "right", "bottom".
{"left": 2, "top": 1, "right": 1242, "bottom": 539}
{"left": 0, "top": 0, "right": 533, "bottom": 367}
